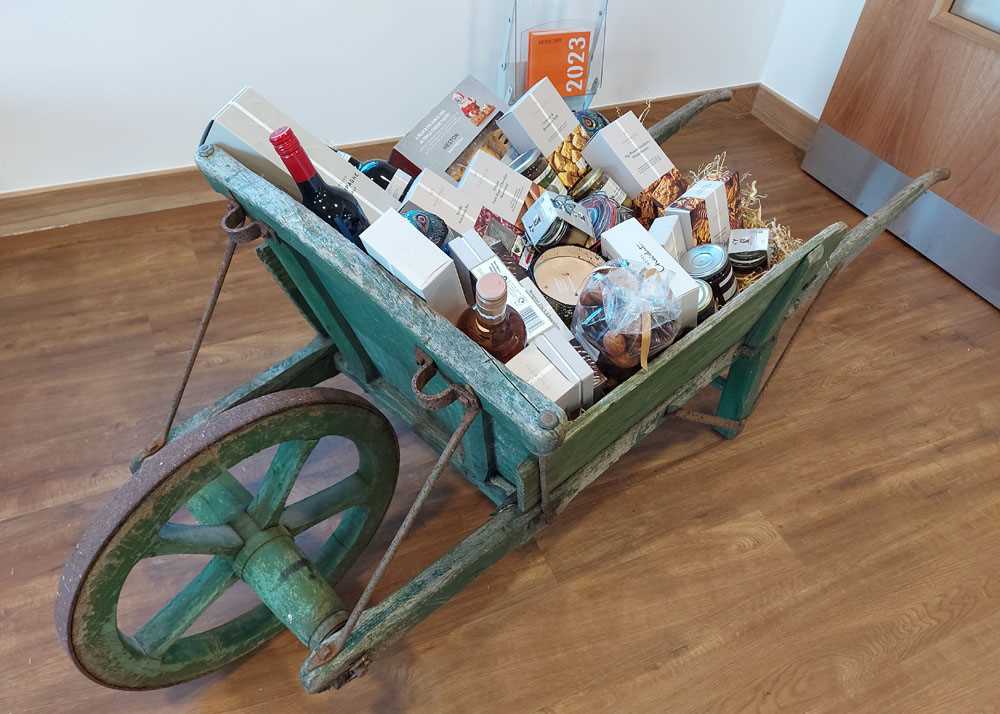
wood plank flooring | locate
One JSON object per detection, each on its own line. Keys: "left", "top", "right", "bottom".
{"left": 1, "top": 96, "right": 998, "bottom": 713}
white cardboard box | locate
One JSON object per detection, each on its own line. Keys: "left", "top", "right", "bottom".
{"left": 448, "top": 230, "right": 553, "bottom": 341}
{"left": 206, "top": 87, "right": 397, "bottom": 223}
{"left": 581, "top": 111, "right": 678, "bottom": 197}
{"left": 649, "top": 215, "right": 687, "bottom": 260}
{"left": 521, "top": 192, "right": 595, "bottom": 245}
{"left": 360, "top": 211, "right": 467, "bottom": 324}
{"left": 459, "top": 151, "right": 532, "bottom": 226}
{"left": 506, "top": 328, "right": 594, "bottom": 414}
{"left": 600, "top": 218, "right": 700, "bottom": 328}
{"left": 496, "top": 77, "right": 580, "bottom": 156}
{"left": 664, "top": 179, "right": 731, "bottom": 247}
{"left": 402, "top": 170, "right": 484, "bottom": 235}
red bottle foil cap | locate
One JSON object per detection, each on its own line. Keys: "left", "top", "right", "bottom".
{"left": 269, "top": 126, "right": 316, "bottom": 183}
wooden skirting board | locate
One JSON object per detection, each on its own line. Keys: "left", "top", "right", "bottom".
{"left": 0, "top": 83, "right": 815, "bottom": 238}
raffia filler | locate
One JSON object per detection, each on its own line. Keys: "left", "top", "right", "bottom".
{"left": 689, "top": 152, "right": 802, "bottom": 289}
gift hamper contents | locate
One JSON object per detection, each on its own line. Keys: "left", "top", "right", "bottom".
{"left": 213, "top": 80, "right": 803, "bottom": 419}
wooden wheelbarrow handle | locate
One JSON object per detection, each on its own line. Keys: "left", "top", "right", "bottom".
{"left": 648, "top": 88, "right": 733, "bottom": 144}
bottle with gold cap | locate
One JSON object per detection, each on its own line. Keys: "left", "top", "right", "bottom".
{"left": 457, "top": 273, "right": 527, "bottom": 362}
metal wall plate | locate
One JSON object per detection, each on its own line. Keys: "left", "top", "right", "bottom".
{"left": 802, "top": 123, "right": 999, "bottom": 308}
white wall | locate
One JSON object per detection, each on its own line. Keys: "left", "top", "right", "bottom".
{"left": 1, "top": 0, "right": 787, "bottom": 192}
{"left": 760, "top": 0, "right": 866, "bottom": 119}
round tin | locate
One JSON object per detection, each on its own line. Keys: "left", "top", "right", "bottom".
{"left": 532, "top": 217, "right": 569, "bottom": 249}
{"left": 532, "top": 246, "right": 605, "bottom": 324}
{"left": 574, "top": 109, "right": 611, "bottom": 134}
{"left": 694, "top": 279, "right": 716, "bottom": 323}
{"left": 680, "top": 244, "right": 738, "bottom": 306}
{"left": 728, "top": 251, "right": 768, "bottom": 274}
{"left": 510, "top": 149, "right": 564, "bottom": 193}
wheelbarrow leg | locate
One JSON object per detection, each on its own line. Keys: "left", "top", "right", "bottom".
{"left": 715, "top": 253, "right": 816, "bottom": 439}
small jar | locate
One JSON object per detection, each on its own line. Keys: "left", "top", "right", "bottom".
{"left": 694, "top": 279, "right": 717, "bottom": 323}
{"left": 510, "top": 149, "right": 566, "bottom": 194}
{"left": 681, "top": 244, "right": 738, "bottom": 306}
{"left": 728, "top": 251, "right": 768, "bottom": 275}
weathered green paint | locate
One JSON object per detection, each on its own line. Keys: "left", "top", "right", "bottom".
{"left": 237, "top": 526, "right": 347, "bottom": 647}
{"left": 256, "top": 242, "right": 327, "bottom": 336}
{"left": 266, "top": 238, "right": 377, "bottom": 383}
{"left": 62, "top": 389, "right": 399, "bottom": 690}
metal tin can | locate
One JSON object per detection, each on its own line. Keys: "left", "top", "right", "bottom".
{"left": 680, "top": 244, "right": 738, "bottom": 306}
{"left": 532, "top": 246, "right": 606, "bottom": 324}
{"left": 574, "top": 109, "right": 611, "bottom": 135}
{"left": 694, "top": 279, "right": 717, "bottom": 323}
{"left": 728, "top": 251, "right": 768, "bottom": 275}
{"left": 532, "top": 217, "right": 569, "bottom": 249}
{"left": 510, "top": 149, "right": 565, "bottom": 194}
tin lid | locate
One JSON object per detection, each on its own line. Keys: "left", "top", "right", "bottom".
{"left": 694, "top": 279, "right": 714, "bottom": 311}
{"left": 510, "top": 149, "right": 548, "bottom": 180}
{"left": 680, "top": 244, "right": 728, "bottom": 279}
{"left": 533, "top": 246, "right": 605, "bottom": 306}
{"left": 569, "top": 167, "right": 605, "bottom": 200}
{"left": 535, "top": 218, "right": 569, "bottom": 248}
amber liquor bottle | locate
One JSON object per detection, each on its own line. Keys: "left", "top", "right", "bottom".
{"left": 458, "top": 273, "right": 527, "bottom": 362}
{"left": 268, "top": 127, "right": 369, "bottom": 247}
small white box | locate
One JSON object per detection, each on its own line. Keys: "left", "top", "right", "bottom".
{"left": 600, "top": 218, "right": 700, "bottom": 328}
{"left": 496, "top": 77, "right": 579, "bottom": 156}
{"left": 521, "top": 192, "right": 595, "bottom": 245}
{"left": 360, "top": 212, "right": 467, "bottom": 324}
{"left": 206, "top": 87, "right": 397, "bottom": 223}
{"left": 581, "top": 111, "right": 678, "bottom": 197}
{"left": 728, "top": 228, "right": 770, "bottom": 256}
{"left": 402, "top": 170, "right": 484, "bottom": 235}
{"left": 506, "top": 328, "right": 594, "bottom": 414}
{"left": 664, "top": 179, "right": 731, "bottom": 247}
{"left": 459, "top": 151, "right": 532, "bottom": 226}
{"left": 649, "top": 215, "right": 687, "bottom": 260}
{"left": 448, "top": 230, "right": 553, "bottom": 342}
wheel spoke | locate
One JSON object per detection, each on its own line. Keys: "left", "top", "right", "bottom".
{"left": 280, "top": 471, "right": 368, "bottom": 535}
{"left": 248, "top": 439, "right": 319, "bottom": 527}
{"left": 186, "top": 461, "right": 253, "bottom": 526}
{"left": 148, "top": 523, "right": 243, "bottom": 558}
{"left": 132, "top": 558, "right": 237, "bottom": 658}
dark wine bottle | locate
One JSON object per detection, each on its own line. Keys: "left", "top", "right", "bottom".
{"left": 356, "top": 159, "right": 414, "bottom": 201}
{"left": 269, "top": 127, "right": 369, "bottom": 247}
{"left": 332, "top": 148, "right": 413, "bottom": 201}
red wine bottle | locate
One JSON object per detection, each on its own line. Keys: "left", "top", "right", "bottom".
{"left": 269, "top": 127, "right": 369, "bottom": 247}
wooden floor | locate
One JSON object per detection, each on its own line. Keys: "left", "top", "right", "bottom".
{"left": 3, "top": 97, "right": 999, "bottom": 714}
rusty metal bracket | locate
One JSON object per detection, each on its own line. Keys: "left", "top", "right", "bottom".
{"left": 305, "top": 349, "right": 482, "bottom": 672}
{"left": 140, "top": 202, "right": 273, "bottom": 462}
{"left": 673, "top": 407, "right": 744, "bottom": 434}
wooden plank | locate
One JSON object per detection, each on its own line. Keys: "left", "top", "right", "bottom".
{"left": 255, "top": 242, "right": 327, "bottom": 336}
{"left": 751, "top": 84, "right": 819, "bottom": 150}
{"left": 265, "top": 238, "right": 377, "bottom": 383}
{"left": 545, "top": 222, "right": 849, "bottom": 490}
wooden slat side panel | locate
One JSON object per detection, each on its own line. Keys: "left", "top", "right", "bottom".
{"left": 196, "top": 149, "right": 561, "bottom": 458}
{"left": 548, "top": 223, "right": 848, "bottom": 489}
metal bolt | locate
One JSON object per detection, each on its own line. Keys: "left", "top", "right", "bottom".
{"left": 538, "top": 410, "right": 560, "bottom": 430}
{"left": 197, "top": 144, "right": 214, "bottom": 158}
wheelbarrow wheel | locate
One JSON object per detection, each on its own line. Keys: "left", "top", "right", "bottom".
{"left": 55, "top": 388, "right": 399, "bottom": 690}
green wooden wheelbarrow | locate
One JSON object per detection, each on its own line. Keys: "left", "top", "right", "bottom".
{"left": 55, "top": 89, "right": 949, "bottom": 694}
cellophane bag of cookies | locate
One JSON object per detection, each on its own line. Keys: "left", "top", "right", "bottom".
{"left": 571, "top": 261, "right": 682, "bottom": 372}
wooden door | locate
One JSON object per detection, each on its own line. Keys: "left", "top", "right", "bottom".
{"left": 803, "top": 0, "right": 1000, "bottom": 306}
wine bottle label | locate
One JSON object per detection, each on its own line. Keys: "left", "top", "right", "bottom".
{"left": 386, "top": 169, "right": 412, "bottom": 201}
